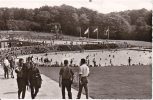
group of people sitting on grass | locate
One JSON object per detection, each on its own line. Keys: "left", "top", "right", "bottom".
{"left": 0, "top": 44, "right": 55, "bottom": 61}
{"left": 83, "top": 43, "right": 119, "bottom": 50}
{"left": 0, "top": 41, "right": 121, "bottom": 62}
{"left": 22, "top": 35, "right": 53, "bottom": 41}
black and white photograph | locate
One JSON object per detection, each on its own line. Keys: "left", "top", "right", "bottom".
{"left": 0, "top": 0, "right": 152, "bottom": 99}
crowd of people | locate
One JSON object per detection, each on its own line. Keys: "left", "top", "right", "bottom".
{"left": 30, "top": 48, "right": 151, "bottom": 68}
{"left": 82, "top": 43, "right": 119, "bottom": 50}
{"left": 2, "top": 55, "right": 90, "bottom": 99}
{"left": 0, "top": 34, "right": 151, "bottom": 99}
{"left": 0, "top": 44, "right": 55, "bottom": 61}
{"left": 3, "top": 56, "right": 42, "bottom": 99}
{"left": 0, "top": 41, "right": 121, "bottom": 63}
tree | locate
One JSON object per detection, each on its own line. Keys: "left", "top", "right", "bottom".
{"left": 135, "top": 17, "right": 146, "bottom": 27}
{"left": 36, "top": 11, "right": 50, "bottom": 24}
{"left": 50, "top": 8, "right": 60, "bottom": 22}
{"left": 0, "top": 6, "right": 151, "bottom": 41}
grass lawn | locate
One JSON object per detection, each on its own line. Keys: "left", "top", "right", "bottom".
{"left": 38, "top": 65, "right": 152, "bottom": 99}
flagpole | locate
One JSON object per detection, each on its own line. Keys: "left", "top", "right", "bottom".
{"left": 88, "top": 28, "right": 89, "bottom": 39}
{"left": 108, "top": 26, "right": 109, "bottom": 40}
{"left": 97, "top": 27, "right": 98, "bottom": 40}
{"left": 80, "top": 28, "right": 81, "bottom": 37}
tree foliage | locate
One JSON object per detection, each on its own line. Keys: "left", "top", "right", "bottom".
{"left": 0, "top": 5, "right": 151, "bottom": 41}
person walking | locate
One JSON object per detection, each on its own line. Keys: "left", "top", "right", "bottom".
{"left": 28, "top": 64, "right": 42, "bottom": 99}
{"left": 15, "top": 58, "right": 28, "bottom": 99}
{"left": 92, "top": 58, "right": 96, "bottom": 67}
{"left": 59, "top": 60, "right": 74, "bottom": 99}
{"left": 3, "top": 57, "right": 10, "bottom": 79}
{"left": 77, "top": 58, "right": 90, "bottom": 99}
{"left": 26, "top": 57, "right": 33, "bottom": 70}
{"left": 9, "top": 58, "right": 15, "bottom": 78}
{"left": 128, "top": 57, "right": 132, "bottom": 66}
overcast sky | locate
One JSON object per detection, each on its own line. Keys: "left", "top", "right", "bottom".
{"left": 0, "top": 0, "right": 152, "bottom": 13}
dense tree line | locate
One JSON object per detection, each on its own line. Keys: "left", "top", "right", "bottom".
{"left": 0, "top": 5, "right": 152, "bottom": 41}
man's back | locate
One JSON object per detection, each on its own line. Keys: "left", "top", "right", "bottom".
{"left": 59, "top": 60, "right": 74, "bottom": 99}
{"left": 79, "top": 64, "right": 89, "bottom": 77}
{"left": 59, "top": 67, "right": 73, "bottom": 79}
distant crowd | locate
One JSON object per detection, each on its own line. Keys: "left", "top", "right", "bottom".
{"left": 0, "top": 42, "right": 121, "bottom": 62}
{"left": 34, "top": 51, "right": 134, "bottom": 68}
{"left": 0, "top": 44, "right": 54, "bottom": 61}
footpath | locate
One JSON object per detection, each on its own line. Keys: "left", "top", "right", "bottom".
{"left": 0, "top": 66, "right": 89, "bottom": 99}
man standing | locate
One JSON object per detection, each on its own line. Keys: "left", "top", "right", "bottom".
{"left": 28, "top": 64, "right": 42, "bottom": 99}
{"left": 59, "top": 60, "right": 74, "bottom": 99}
{"left": 77, "top": 58, "right": 90, "bottom": 99}
{"left": 15, "top": 58, "right": 28, "bottom": 99}
{"left": 3, "top": 57, "right": 10, "bottom": 79}
{"left": 128, "top": 57, "right": 132, "bottom": 66}
{"left": 93, "top": 58, "right": 96, "bottom": 67}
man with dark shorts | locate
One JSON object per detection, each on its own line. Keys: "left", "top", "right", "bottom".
{"left": 77, "top": 58, "right": 90, "bottom": 99}
{"left": 59, "top": 60, "right": 74, "bottom": 99}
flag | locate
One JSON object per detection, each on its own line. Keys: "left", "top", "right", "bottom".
{"left": 93, "top": 28, "right": 98, "bottom": 32}
{"left": 84, "top": 28, "right": 89, "bottom": 34}
{"left": 105, "top": 27, "right": 109, "bottom": 35}
{"left": 105, "top": 29, "right": 108, "bottom": 35}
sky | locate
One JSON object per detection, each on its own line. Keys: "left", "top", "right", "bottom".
{"left": 0, "top": 0, "right": 152, "bottom": 13}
